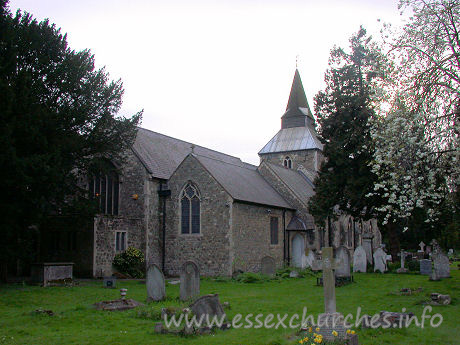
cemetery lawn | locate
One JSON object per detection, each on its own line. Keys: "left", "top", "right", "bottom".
{"left": 0, "top": 268, "right": 458, "bottom": 345}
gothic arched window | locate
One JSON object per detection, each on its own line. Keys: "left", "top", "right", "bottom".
{"left": 180, "top": 183, "right": 200, "bottom": 234}
{"left": 89, "top": 162, "right": 119, "bottom": 215}
{"left": 283, "top": 156, "right": 292, "bottom": 169}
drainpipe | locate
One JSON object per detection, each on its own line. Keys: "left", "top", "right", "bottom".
{"left": 158, "top": 182, "right": 171, "bottom": 272}
{"left": 282, "top": 210, "right": 286, "bottom": 265}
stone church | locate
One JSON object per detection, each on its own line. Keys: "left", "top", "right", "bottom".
{"left": 40, "top": 69, "right": 381, "bottom": 277}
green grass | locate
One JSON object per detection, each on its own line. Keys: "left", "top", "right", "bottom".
{"left": 0, "top": 267, "right": 458, "bottom": 345}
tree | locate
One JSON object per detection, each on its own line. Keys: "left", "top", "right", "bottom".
{"left": 366, "top": 0, "right": 459, "bottom": 248}
{"left": 385, "top": 0, "right": 459, "bottom": 186}
{"left": 0, "top": 1, "right": 142, "bottom": 279}
{"left": 368, "top": 101, "right": 446, "bottom": 227}
{"left": 308, "top": 27, "right": 385, "bottom": 228}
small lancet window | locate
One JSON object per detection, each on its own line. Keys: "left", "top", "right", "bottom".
{"left": 283, "top": 156, "right": 292, "bottom": 169}
{"left": 180, "top": 183, "right": 200, "bottom": 234}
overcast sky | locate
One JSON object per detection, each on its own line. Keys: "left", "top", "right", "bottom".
{"left": 9, "top": 0, "right": 406, "bottom": 165}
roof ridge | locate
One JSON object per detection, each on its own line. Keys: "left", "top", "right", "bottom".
{"left": 194, "top": 153, "right": 255, "bottom": 171}
{"left": 137, "top": 127, "right": 242, "bottom": 162}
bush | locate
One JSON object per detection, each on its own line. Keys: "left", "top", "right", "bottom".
{"left": 112, "top": 247, "right": 145, "bottom": 278}
{"left": 387, "top": 261, "right": 400, "bottom": 273}
{"left": 407, "top": 260, "right": 420, "bottom": 272}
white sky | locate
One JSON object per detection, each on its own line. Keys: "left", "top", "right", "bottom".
{"left": 9, "top": 0, "right": 405, "bottom": 165}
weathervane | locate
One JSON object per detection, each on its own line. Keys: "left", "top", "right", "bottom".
{"left": 296, "top": 55, "right": 300, "bottom": 69}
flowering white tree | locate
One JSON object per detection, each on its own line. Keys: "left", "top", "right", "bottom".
{"left": 369, "top": 101, "right": 447, "bottom": 229}
{"left": 368, "top": 0, "right": 459, "bottom": 228}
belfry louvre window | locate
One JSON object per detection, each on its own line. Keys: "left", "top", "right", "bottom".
{"left": 283, "top": 156, "right": 292, "bottom": 169}
{"left": 89, "top": 167, "right": 119, "bottom": 215}
{"left": 270, "top": 217, "right": 279, "bottom": 245}
{"left": 180, "top": 183, "right": 200, "bottom": 234}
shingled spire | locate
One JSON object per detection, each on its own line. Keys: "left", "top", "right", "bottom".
{"left": 281, "top": 69, "right": 314, "bottom": 129}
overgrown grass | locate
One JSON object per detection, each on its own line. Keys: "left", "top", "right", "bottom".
{"left": 0, "top": 266, "right": 458, "bottom": 345}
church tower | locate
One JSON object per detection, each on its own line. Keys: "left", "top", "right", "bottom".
{"left": 259, "top": 69, "right": 323, "bottom": 174}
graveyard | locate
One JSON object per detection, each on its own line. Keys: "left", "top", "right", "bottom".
{"left": 0, "top": 262, "right": 458, "bottom": 345}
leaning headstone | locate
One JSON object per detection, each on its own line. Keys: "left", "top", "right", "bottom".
{"left": 180, "top": 261, "right": 200, "bottom": 301}
{"left": 353, "top": 245, "right": 367, "bottom": 273}
{"left": 260, "top": 256, "right": 276, "bottom": 276}
{"left": 335, "top": 246, "right": 351, "bottom": 278}
{"left": 420, "top": 259, "right": 432, "bottom": 275}
{"left": 362, "top": 234, "right": 374, "bottom": 265}
{"left": 189, "top": 294, "right": 226, "bottom": 322}
{"left": 146, "top": 264, "right": 166, "bottom": 301}
{"left": 432, "top": 252, "right": 450, "bottom": 279}
{"left": 373, "top": 248, "right": 388, "bottom": 273}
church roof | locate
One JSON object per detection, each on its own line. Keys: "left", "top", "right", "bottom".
{"left": 258, "top": 126, "right": 323, "bottom": 155}
{"left": 194, "top": 154, "right": 293, "bottom": 209}
{"left": 282, "top": 69, "right": 314, "bottom": 121}
{"left": 133, "top": 127, "right": 242, "bottom": 180}
{"left": 262, "top": 162, "right": 315, "bottom": 207}
{"left": 286, "top": 216, "right": 307, "bottom": 231}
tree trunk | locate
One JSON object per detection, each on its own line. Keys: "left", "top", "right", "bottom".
{"left": 387, "top": 222, "right": 400, "bottom": 259}
{"left": 0, "top": 262, "right": 7, "bottom": 283}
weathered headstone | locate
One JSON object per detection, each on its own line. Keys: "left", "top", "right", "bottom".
{"left": 397, "top": 250, "right": 408, "bottom": 273}
{"left": 362, "top": 234, "right": 374, "bottom": 265}
{"left": 335, "top": 246, "right": 351, "bottom": 278}
{"left": 289, "top": 270, "right": 299, "bottom": 278}
{"left": 420, "top": 259, "right": 432, "bottom": 275}
{"left": 103, "top": 276, "right": 117, "bottom": 288}
{"left": 432, "top": 252, "right": 450, "bottom": 279}
{"left": 302, "top": 249, "right": 315, "bottom": 268}
{"left": 260, "top": 256, "right": 276, "bottom": 276}
{"left": 353, "top": 245, "right": 367, "bottom": 273}
{"left": 146, "top": 264, "right": 166, "bottom": 301}
{"left": 189, "top": 294, "right": 226, "bottom": 321}
{"left": 373, "top": 248, "right": 388, "bottom": 273}
{"left": 180, "top": 261, "right": 200, "bottom": 301}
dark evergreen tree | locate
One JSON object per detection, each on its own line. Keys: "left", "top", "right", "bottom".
{"left": 0, "top": 1, "right": 142, "bottom": 279}
{"left": 308, "top": 27, "right": 384, "bottom": 228}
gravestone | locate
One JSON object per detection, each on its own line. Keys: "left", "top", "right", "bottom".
{"left": 103, "top": 276, "right": 116, "bottom": 288}
{"left": 362, "top": 234, "right": 374, "bottom": 265}
{"left": 432, "top": 252, "right": 450, "bottom": 279}
{"left": 335, "top": 246, "right": 351, "bottom": 278}
{"left": 397, "top": 250, "right": 408, "bottom": 273}
{"left": 180, "top": 261, "right": 200, "bottom": 301}
{"left": 146, "top": 264, "right": 166, "bottom": 301}
{"left": 353, "top": 246, "right": 367, "bottom": 273}
{"left": 303, "top": 249, "right": 315, "bottom": 268}
{"left": 373, "top": 248, "right": 388, "bottom": 273}
{"left": 419, "top": 241, "right": 426, "bottom": 252}
{"left": 260, "top": 256, "right": 276, "bottom": 276}
{"left": 420, "top": 259, "right": 432, "bottom": 275}
{"left": 313, "top": 247, "right": 347, "bottom": 341}
{"left": 189, "top": 294, "right": 226, "bottom": 321}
